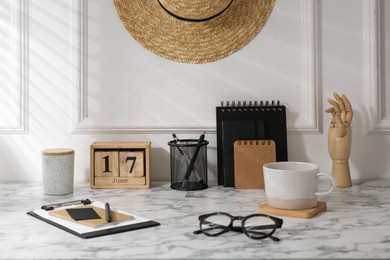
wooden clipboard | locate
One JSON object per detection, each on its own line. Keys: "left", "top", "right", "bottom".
{"left": 27, "top": 201, "right": 160, "bottom": 238}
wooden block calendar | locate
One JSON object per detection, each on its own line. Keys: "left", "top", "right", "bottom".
{"left": 90, "top": 142, "right": 151, "bottom": 189}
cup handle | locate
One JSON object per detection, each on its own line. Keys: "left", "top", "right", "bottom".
{"left": 315, "top": 172, "right": 335, "bottom": 196}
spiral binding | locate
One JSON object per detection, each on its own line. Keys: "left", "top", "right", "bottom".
{"left": 237, "top": 140, "right": 273, "bottom": 145}
{"left": 219, "top": 100, "right": 283, "bottom": 112}
{"left": 220, "top": 100, "right": 280, "bottom": 107}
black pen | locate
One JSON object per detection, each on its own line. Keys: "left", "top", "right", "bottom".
{"left": 172, "top": 133, "right": 185, "bottom": 156}
{"left": 105, "top": 203, "right": 112, "bottom": 223}
{"left": 41, "top": 199, "right": 91, "bottom": 211}
{"left": 182, "top": 131, "right": 206, "bottom": 190}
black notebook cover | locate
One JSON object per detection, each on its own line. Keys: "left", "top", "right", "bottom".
{"left": 216, "top": 101, "right": 288, "bottom": 186}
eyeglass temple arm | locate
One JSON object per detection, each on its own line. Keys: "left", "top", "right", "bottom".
{"left": 245, "top": 224, "right": 281, "bottom": 230}
{"left": 231, "top": 223, "right": 280, "bottom": 233}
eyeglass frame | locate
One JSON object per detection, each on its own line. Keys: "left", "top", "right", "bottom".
{"left": 193, "top": 212, "right": 283, "bottom": 241}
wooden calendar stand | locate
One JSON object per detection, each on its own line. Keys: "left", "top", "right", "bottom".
{"left": 90, "top": 142, "right": 151, "bottom": 189}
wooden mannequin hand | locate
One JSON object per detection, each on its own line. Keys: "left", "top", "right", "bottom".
{"left": 325, "top": 93, "right": 353, "bottom": 186}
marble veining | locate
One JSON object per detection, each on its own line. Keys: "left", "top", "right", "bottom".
{"left": 0, "top": 180, "right": 389, "bottom": 259}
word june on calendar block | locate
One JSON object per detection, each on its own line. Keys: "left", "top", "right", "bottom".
{"left": 90, "top": 141, "right": 151, "bottom": 189}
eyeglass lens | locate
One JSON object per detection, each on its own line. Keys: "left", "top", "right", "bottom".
{"left": 200, "top": 214, "right": 230, "bottom": 235}
{"left": 243, "top": 215, "right": 276, "bottom": 239}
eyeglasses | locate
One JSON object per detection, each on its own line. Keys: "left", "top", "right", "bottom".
{"left": 193, "top": 212, "right": 283, "bottom": 241}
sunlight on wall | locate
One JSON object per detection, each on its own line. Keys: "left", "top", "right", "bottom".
{"left": 0, "top": 0, "right": 86, "bottom": 182}
{"left": 0, "top": 0, "right": 24, "bottom": 131}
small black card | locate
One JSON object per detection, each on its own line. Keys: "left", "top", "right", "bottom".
{"left": 66, "top": 208, "right": 101, "bottom": 221}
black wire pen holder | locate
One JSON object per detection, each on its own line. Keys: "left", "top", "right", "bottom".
{"left": 168, "top": 139, "right": 209, "bottom": 191}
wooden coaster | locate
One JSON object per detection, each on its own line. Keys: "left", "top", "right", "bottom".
{"left": 259, "top": 202, "right": 327, "bottom": 218}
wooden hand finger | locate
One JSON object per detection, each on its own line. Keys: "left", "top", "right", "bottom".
{"left": 342, "top": 94, "right": 353, "bottom": 126}
{"left": 334, "top": 93, "right": 347, "bottom": 123}
{"left": 335, "top": 114, "right": 343, "bottom": 128}
{"left": 328, "top": 98, "right": 341, "bottom": 114}
{"left": 328, "top": 98, "right": 339, "bottom": 109}
{"left": 325, "top": 107, "right": 337, "bottom": 118}
{"left": 325, "top": 107, "right": 336, "bottom": 127}
{"left": 325, "top": 107, "right": 333, "bottom": 113}
{"left": 325, "top": 107, "right": 334, "bottom": 114}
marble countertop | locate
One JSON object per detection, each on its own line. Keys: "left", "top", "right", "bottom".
{"left": 1, "top": 180, "right": 389, "bottom": 259}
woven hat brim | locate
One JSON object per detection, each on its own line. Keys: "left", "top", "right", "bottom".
{"left": 114, "top": 0, "right": 276, "bottom": 64}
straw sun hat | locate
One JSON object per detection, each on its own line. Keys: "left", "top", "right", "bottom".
{"left": 113, "top": 0, "right": 276, "bottom": 64}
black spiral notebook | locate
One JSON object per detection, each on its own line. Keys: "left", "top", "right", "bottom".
{"left": 216, "top": 101, "right": 288, "bottom": 187}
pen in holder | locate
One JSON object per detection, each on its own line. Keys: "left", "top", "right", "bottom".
{"left": 168, "top": 133, "right": 208, "bottom": 191}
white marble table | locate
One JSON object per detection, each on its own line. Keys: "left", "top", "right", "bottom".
{"left": 1, "top": 180, "right": 389, "bottom": 259}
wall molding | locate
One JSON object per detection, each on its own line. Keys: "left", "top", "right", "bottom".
{"left": 364, "top": 0, "right": 390, "bottom": 134}
{"left": 71, "top": 0, "right": 88, "bottom": 133}
{"left": 71, "top": 0, "right": 320, "bottom": 134}
{"left": 0, "top": 0, "right": 29, "bottom": 134}
{"left": 289, "top": 0, "right": 320, "bottom": 133}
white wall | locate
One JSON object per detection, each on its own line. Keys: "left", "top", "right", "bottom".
{"left": 0, "top": 0, "right": 389, "bottom": 183}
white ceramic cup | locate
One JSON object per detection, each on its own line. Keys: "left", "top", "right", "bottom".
{"left": 42, "top": 148, "right": 75, "bottom": 195}
{"left": 263, "top": 161, "right": 335, "bottom": 210}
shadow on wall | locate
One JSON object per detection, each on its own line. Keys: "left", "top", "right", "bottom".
{"left": 355, "top": 104, "right": 390, "bottom": 179}
{"left": 151, "top": 146, "right": 171, "bottom": 181}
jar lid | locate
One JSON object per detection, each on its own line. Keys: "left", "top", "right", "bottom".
{"left": 42, "top": 148, "right": 74, "bottom": 156}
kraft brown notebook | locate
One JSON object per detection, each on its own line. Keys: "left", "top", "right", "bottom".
{"left": 49, "top": 205, "right": 134, "bottom": 228}
{"left": 234, "top": 140, "right": 276, "bottom": 189}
